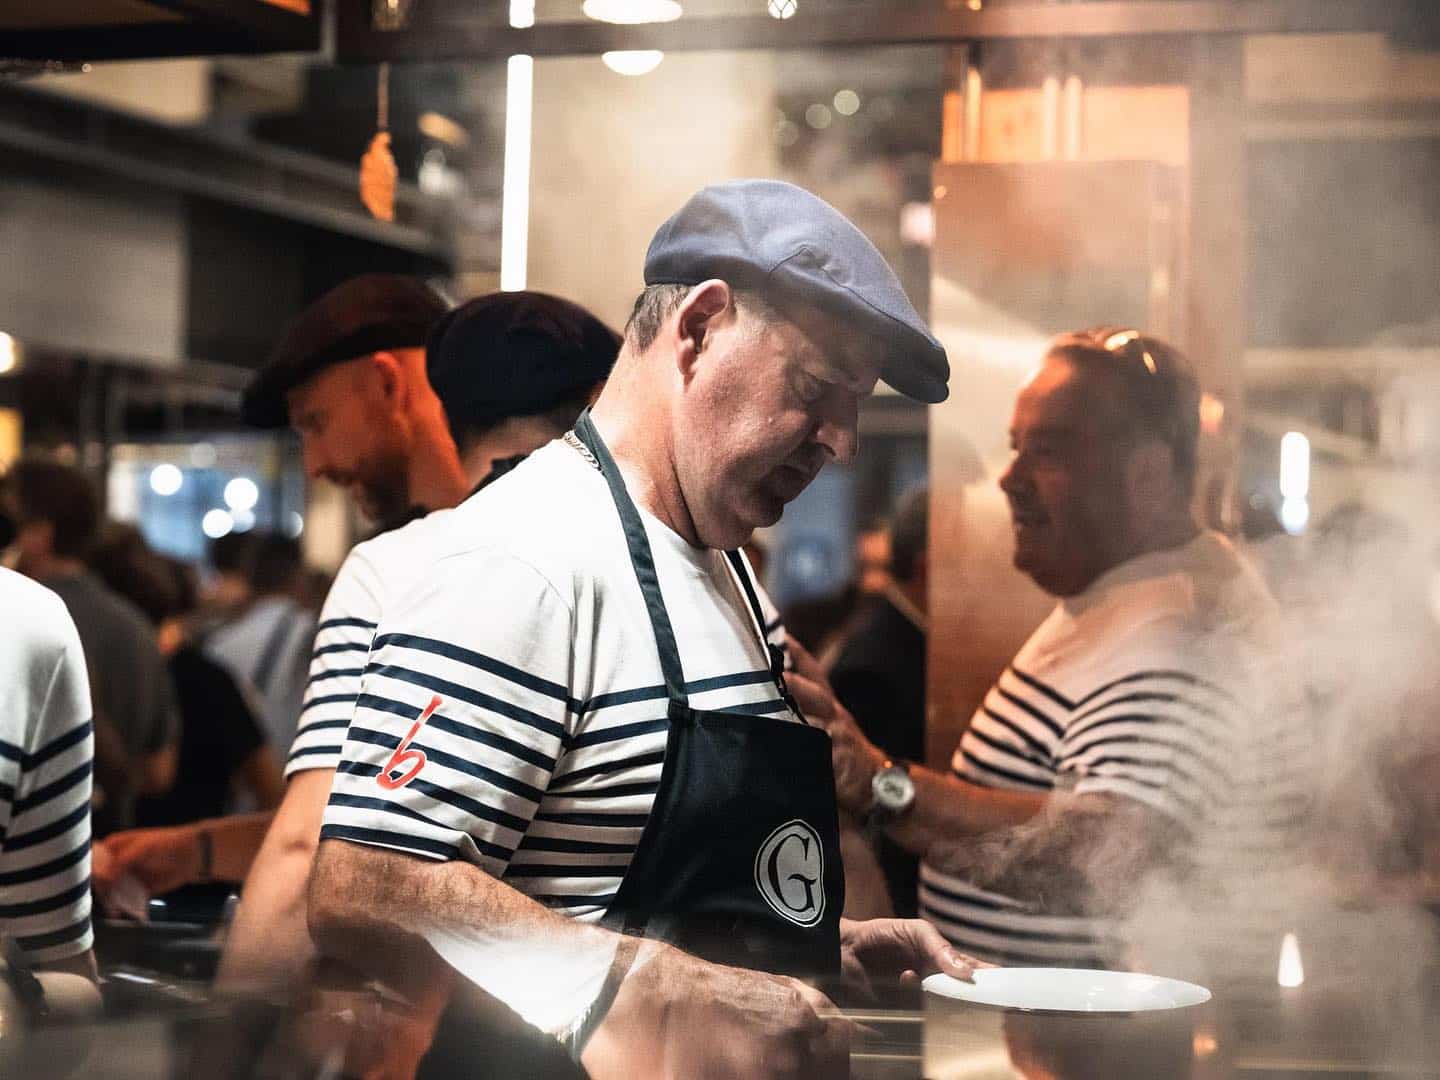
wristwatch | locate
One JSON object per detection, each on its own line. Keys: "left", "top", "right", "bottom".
{"left": 868, "top": 758, "right": 915, "bottom": 824}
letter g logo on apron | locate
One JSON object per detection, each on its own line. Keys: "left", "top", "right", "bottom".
{"left": 754, "top": 820, "right": 826, "bottom": 927}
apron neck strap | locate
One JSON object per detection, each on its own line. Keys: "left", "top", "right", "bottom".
{"left": 572, "top": 410, "right": 688, "bottom": 705}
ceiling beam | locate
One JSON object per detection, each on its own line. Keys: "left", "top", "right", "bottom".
{"left": 338, "top": 0, "right": 1436, "bottom": 64}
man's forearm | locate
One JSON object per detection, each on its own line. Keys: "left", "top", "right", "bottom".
{"left": 883, "top": 767, "right": 1047, "bottom": 859}
{"left": 308, "top": 840, "right": 627, "bottom": 1033}
{"left": 217, "top": 771, "right": 331, "bottom": 994}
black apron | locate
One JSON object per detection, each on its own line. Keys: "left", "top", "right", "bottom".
{"left": 571, "top": 412, "right": 843, "bottom": 979}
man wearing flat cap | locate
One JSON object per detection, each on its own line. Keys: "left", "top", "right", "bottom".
{"left": 309, "top": 181, "right": 979, "bottom": 1077}
{"left": 242, "top": 273, "right": 469, "bottom": 531}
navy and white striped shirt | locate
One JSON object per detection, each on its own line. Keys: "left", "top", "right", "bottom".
{"left": 921, "top": 532, "right": 1309, "bottom": 976}
{"left": 0, "top": 570, "right": 94, "bottom": 964}
{"left": 321, "top": 440, "right": 793, "bottom": 921}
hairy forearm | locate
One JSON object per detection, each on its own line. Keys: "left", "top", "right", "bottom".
{"left": 217, "top": 772, "right": 330, "bottom": 994}
{"left": 308, "top": 841, "right": 624, "bottom": 1031}
{"left": 883, "top": 767, "right": 1048, "bottom": 859}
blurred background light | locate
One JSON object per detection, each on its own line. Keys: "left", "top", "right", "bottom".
{"left": 149, "top": 463, "right": 183, "bottom": 497}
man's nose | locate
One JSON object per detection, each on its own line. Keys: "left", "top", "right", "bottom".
{"left": 814, "top": 396, "right": 859, "bottom": 466}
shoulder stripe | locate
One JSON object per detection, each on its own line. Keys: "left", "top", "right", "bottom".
{"left": 548, "top": 749, "right": 666, "bottom": 790}
{"left": 0, "top": 738, "right": 22, "bottom": 763}
{"left": 966, "top": 725, "right": 1051, "bottom": 772}
{"left": 1075, "top": 670, "right": 1234, "bottom": 709}
{"left": 319, "top": 617, "right": 378, "bottom": 632}
{"left": 327, "top": 794, "right": 513, "bottom": 863}
{"left": 1007, "top": 666, "right": 1075, "bottom": 711}
{"left": 309, "top": 668, "right": 365, "bottom": 686}
{"left": 293, "top": 718, "right": 349, "bottom": 736}
{"left": 580, "top": 669, "right": 774, "bottom": 714}
{"left": 5, "top": 802, "right": 88, "bottom": 852}
{"left": 313, "top": 643, "right": 371, "bottom": 658}
{"left": 543, "top": 781, "right": 660, "bottom": 801}
{"left": 28, "top": 720, "right": 93, "bottom": 771}
{"left": 15, "top": 918, "right": 90, "bottom": 952}
{"left": 319, "top": 823, "right": 458, "bottom": 860}
{"left": 13, "top": 762, "right": 91, "bottom": 816}
{"left": 336, "top": 761, "right": 533, "bottom": 834}
{"left": 373, "top": 633, "right": 572, "bottom": 705}
{"left": 516, "top": 836, "right": 637, "bottom": 855}
{"left": 289, "top": 744, "right": 343, "bottom": 763}
{"left": 0, "top": 880, "right": 89, "bottom": 919}
{"left": 356, "top": 693, "right": 558, "bottom": 772}
{"left": 959, "top": 749, "right": 1053, "bottom": 791}
{"left": 978, "top": 705, "right": 1057, "bottom": 758}
{"left": 368, "top": 664, "right": 567, "bottom": 742}
{"left": 569, "top": 718, "right": 668, "bottom": 750}
{"left": 344, "top": 727, "right": 546, "bottom": 805}
{"left": 993, "top": 686, "right": 1064, "bottom": 740}
{"left": 532, "top": 809, "right": 649, "bottom": 827}
{"left": 1072, "top": 691, "right": 1223, "bottom": 726}
{"left": 0, "top": 842, "right": 87, "bottom": 887}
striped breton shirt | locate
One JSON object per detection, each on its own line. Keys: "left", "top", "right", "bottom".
{"left": 321, "top": 439, "right": 793, "bottom": 920}
{"left": 285, "top": 509, "right": 463, "bottom": 778}
{"left": 921, "top": 531, "right": 1309, "bottom": 976}
{"left": 0, "top": 569, "right": 94, "bottom": 963}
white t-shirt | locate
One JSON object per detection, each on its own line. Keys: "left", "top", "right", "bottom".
{"left": 920, "top": 532, "right": 1310, "bottom": 977}
{"left": 0, "top": 570, "right": 94, "bottom": 963}
{"left": 286, "top": 511, "right": 461, "bottom": 778}
{"left": 321, "top": 440, "right": 794, "bottom": 921}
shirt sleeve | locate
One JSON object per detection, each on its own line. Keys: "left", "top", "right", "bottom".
{"left": 1055, "top": 665, "right": 1239, "bottom": 827}
{"left": 320, "top": 549, "right": 576, "bottom": 878}
{"left": 1, "top": 616, "right": 94, "bottom": 964}
{"left": 286, "top": 550, "right": 382, "bottom": 778}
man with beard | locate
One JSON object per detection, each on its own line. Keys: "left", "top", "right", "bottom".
{"left": 803, "top": 328, "right": 1306, "bottom": 980}
{"left": 242, "top": 273, "right": 469, "bottom": 531}
{"left": 308, "top": 180, "right": 979, "bottom": 1079}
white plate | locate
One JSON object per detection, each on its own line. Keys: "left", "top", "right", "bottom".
{"left": 923, "top": 968, "right": 1211, "bottom": 1014}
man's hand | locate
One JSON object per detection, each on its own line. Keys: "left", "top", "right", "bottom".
{"left": 93, "top": 825, "right": 201, "bottom": 914}
{"left": 786, "top": 635, "right": 887, "bottom": 816}
{"left": 584, "top": 941, "right": 850, "bottom": 1080}
{"left": 838, "top": 917, "right": 986, "bottom": 1000}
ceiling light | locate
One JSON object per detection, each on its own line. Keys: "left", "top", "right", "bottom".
{"left": 603, "top": 50, "right": 665, "bottom": 75}
{"left": 768, "top": 0, "right": 797, "bottom": 17}
{"left": 0, "top": 332, "right": 17, "bottom": 375}
{"left": 149, "top": 464, "right": 183, "bottom": 497}
{"left": 833, "top": 89, "right": 860, "bottom": 116}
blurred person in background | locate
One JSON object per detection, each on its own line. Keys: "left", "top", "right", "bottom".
{"left": 801, "top": 328, "right": 1308, "bottom": 984}
{"left": 205, "top": 532, "right": 315, "bottom": 756}
{"left": 89, "top": 529, "right": 283, "bottom": 916}
{"left": 90, "top": 525, "right": 285, "bottom": 820}
{"left": 0, "top": 558, "right": 102, "bottom": 1069}
{"left": 854, "top": 518, "right": 893, "bottom": 597}
{"left": 828, "top": 486, "right": 929, "bottom": 917}
{"left": 198, "top": 531, "right": 261, "bottom": 631}
{"left": 0, "top": 461, "right": 177, "bottom": 836}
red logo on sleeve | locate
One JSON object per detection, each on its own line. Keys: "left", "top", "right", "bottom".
{"left": 378, "top": 695, "right": 441, "bottom": 790}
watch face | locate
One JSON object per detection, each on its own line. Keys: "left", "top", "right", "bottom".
{"left": 873, "top": 767, "right": 914, "bottom": 812}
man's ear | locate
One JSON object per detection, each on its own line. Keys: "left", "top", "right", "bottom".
{"left": 672, "top": 280, "right": 734, "bottom": 383}
{"left": 367, "top": 351, "right": 405, "bottom": 408}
